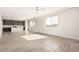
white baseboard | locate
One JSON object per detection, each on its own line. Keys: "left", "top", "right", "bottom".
{"left": 30, "top": 30, "right": 79, "bottom": 40}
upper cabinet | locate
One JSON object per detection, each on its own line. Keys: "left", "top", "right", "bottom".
{"left": 3, "top": 19, "right": 25, "bottom": 26}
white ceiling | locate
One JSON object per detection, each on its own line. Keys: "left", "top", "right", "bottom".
{"left": 0, "top": 7, "right": 70, "bottom": 21}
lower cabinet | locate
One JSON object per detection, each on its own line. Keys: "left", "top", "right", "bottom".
{"left": 3, "top": 27, "right": 11, "bottom": 32}
{"left": 11, "top": 26, "right": 24, "bottom": 32}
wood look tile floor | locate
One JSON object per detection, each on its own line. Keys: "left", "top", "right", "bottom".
{"left": 0, "top": 32, "right": 79, "bottom": 52}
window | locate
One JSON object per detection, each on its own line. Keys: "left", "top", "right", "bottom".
{"left": 46, "top": 16, "right": 58, "bottom": 27}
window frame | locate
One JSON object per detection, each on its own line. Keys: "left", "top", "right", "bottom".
{"left": 46, "top": 16, "right": 58, "bottom": 27}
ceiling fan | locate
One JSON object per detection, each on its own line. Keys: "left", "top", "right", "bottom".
{"left": 34, "top": 7, "right": 45, "bottom": 11}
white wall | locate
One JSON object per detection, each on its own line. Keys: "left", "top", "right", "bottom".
{"left": 25, "top": 21, "right": 29, "bottom": 34}
{"left": 0, "top": 15, "right": 2, "bottom": 38}
{"left": 29, "top": 8, "right": 79, "bottom": 40}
